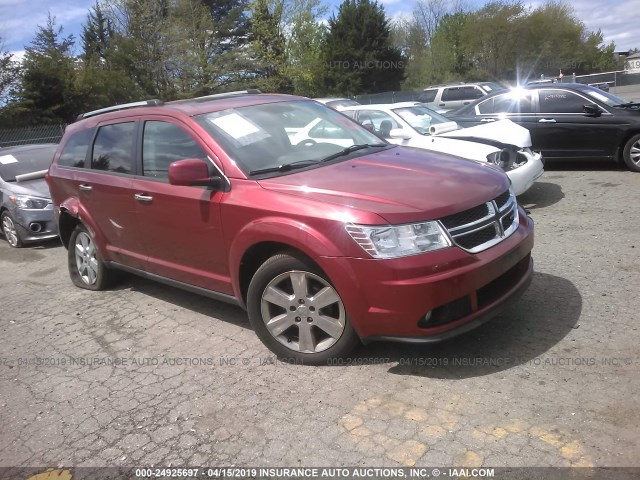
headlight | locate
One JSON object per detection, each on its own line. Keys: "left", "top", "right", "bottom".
{"left": 486, "top": 151, "right": 501, "bottom": 166}
{"left": 9, "top": 194, "right": 50, "bottom": 209}
{"left": 487, "top": 149, "right": 516, "bottom": 171}
{"left": 346, "top": 221, "right": 451, "bottom": 258}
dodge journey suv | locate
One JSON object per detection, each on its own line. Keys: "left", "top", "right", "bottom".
{"left": 46, "top": 92, "right": 534, "bottom": 364}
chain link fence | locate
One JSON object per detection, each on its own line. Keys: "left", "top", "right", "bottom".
{"left": 0, "top": 124, "right": 66, "bottom": 149}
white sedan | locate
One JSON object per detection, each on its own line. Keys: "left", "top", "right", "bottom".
{"left": 340, "top": 102, "right": 544, "bottom": 196}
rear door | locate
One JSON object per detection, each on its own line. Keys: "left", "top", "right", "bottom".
{"left": 131, "top": 117, "right": 231, "bottom": 294}
{"left": 76, "top": 120, "right": 146, "bottom": 268}
{"left": 535, "top": 88, "right": 621, "bottom": 159}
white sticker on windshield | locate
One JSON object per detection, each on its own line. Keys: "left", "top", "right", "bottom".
{"left": 211, "top": 113, "right": 260, "bottom": 139}
{"left": 0, "top": 154, "right": 18, "bottom": 164}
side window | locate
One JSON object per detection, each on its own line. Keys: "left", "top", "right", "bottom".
{"left": 357, "top": 110, "right": 400, "bottom": 139}
{"left": 539, "top": 89, "right": 591, "bottom": 114}
{"left": 58, "top": 129, "right": 93, "bottom": 168}
{"left": 418, "top": 89, "right": 437, "bottom": 103}
{"left": 441, "top": 87, "right": 461, "bottom": 101}
{"left": 142, "top": 121, "right": 207, "bottom": 180}
{"left": 92, "top": 122, "right": 136, "bottom": 174}
{"left": 463, "top": 86, "right": 485, "bottom": 100}
{"left": 478, "top": 93, "right": 535, "bottom": 114}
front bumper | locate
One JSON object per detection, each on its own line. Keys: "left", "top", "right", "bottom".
{"left": 12, "top": 206, "right": 59, "bottom": 243}
{"left": 506, "top": 151, "right": 544, "bottom": 196}
{"left": 319, "top": 208, "right": 534, "bottom": 341}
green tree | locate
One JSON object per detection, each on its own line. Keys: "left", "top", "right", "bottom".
{"left": 0, "top": 34, "right": 19, "bottom": 104}
{"left": 320, "top": 0, "right": 405, "bottom": 95}
{"left": 12, "top": 14, "right": 81, "bottom": 124}
{"left": 249, "top": 0, "right": 292, "bottom": 92}
{"left": 460, "top": 1, "right": 525, "bottom": 80}
{"left": 283, "top": 0, "right": 327, "bottom": 96}
{"left": 75, "top": 3, "right": 142, "bottom": 112}
{"left": 81, "top": 2, "right": 115, "bottom": 66}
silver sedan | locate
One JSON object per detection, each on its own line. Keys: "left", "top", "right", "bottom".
{"left": 0, "top": 144, "right": 59, "bottom": 247}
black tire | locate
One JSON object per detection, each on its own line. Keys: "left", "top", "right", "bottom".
{"left": 622, "top": 133, "right": 640, "bottom": 172}
{"left": 68, "top": 224, "right": 115, "bottom": 290}
{"left": 246, "top": 252, "right": 360, "bottom": 365}
{"left": 1, "top": 211, "right": 23, "bottom": 248}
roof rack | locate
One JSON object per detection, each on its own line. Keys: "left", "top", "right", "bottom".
{"left": 168, "top": 89, "right": 263, "bottom": 104}
{"left": 76, "top": 99, "right": 164, "bottom": 121}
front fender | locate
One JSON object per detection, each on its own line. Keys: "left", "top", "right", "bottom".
{"left": 227, "top": 216, "right": 352, "bottom": 300}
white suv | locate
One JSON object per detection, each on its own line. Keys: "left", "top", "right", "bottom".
{"left": 419, "top": 82, "right": 505, "bottom": 112}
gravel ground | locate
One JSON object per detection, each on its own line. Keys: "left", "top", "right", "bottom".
{"left": 0, "top": 161, "right": 639, "bottom": 471}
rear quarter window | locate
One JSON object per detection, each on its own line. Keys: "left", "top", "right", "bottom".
{"left": 58, "top": 129, "right": 94, "bottom": 168}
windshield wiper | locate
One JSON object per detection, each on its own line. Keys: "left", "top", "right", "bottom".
{"left": 612, "top": 102, "right": 640, "bottom": 109}
{"left": 319, "top": 143, "right": 388, "bottom": 163}
{"left": 250, "top": 159, "right": 321, "bottom": 176}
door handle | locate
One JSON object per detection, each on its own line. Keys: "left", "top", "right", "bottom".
{"left": 79, "top": 184, "right": 92, "bottom": 191}
{"left": 134, "top": 194, "right": 153, "bottom": 202}
{"left": 538, "top": 118, "right": 556, "bottom": 123}
{"left": 439, "top": 103, "right": 445, "bottom": 106}
{"left": 481, "top": 118, "right": 496, "bottom": 122}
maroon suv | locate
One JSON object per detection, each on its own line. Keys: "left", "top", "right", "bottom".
{"left": 46, "top": 92, "right": 534, "bottom": 364}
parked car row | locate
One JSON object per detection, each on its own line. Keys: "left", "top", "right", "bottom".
{"left": 447, "top": 83, "right": 640, "bottom": 172}
{"left": 339, "top": 102, "right": 544, "bottom": 196}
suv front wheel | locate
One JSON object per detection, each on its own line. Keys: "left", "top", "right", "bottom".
{"left": 68, "top": 224, "right": 115, "bottom": 290}
{"left": 247, "top": 253, "right": 360, "bottom": 364}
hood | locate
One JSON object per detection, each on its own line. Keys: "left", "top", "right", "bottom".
{"left": 438, "top": 119, "right": 532, "bottom": 148}
{"left": 5, "top": 178, "right": 52, "bottom": 199}
{"left": 258, "top": 147, "right": 509, "bottom": 225}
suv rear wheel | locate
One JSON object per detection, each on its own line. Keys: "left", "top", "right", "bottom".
{"left": 68, "top": 224, "right": 115, "bottom": 290}
{"left": 247, "top": 253, "right": 359, "bottom": 364}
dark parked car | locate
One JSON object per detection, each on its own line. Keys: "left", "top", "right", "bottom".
{"left": 46, "top": 93, "right": 534, "bottom": 364}
{"left": 1, "top": 144, "right": 59, "bottom": 247}
{"left": 448, "top": 83, "right": 640, "bottom": 172}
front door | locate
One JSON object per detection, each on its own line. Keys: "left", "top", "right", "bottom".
{"left": 132, "top": 118, "right": 231, "bottom": 294}
{"left": 535, "top": 88, "right": 621, "bottom": 160}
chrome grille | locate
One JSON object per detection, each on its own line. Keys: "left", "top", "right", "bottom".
{"left": 439, "top": 189, "right": 519, "bottom": 253}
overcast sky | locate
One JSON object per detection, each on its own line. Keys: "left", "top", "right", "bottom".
{"left": 1, "top": 0, "right": 638, "bottom": 59}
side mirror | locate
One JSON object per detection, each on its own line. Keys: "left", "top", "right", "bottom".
{"left": 169, "top": 158, "right": 225, "bottom": 190}
{"left": 389, "top": 128, "right": 411, "bottom": 140}
{"left": 583, "top": 104, "right": 601, "bottom": 117}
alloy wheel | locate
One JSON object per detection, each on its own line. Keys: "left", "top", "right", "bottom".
{"left": 75, "top": 232, "right": 98, "bottom": 285}
{"left": 630, "top": 139, "right": 640, "bottom": 167}
{"left": 2, "top": 215, "right": 19, "bottom": 247}
{"left": 260, "top": 270, "right": 346, "bottom": 353}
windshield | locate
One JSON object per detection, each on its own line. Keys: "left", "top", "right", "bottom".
{"left": 580, "top": 85, "right": 629, "bottom": 107}
{"left": 0, "top": 145, "right": 56, "bottom": 182}
{"left": 327, "top": 99, "right": 360, "bottom": 108}
{"left": 393, "top": 106, "right": 452, "bottom": 135}
{"left": 196, "top": 100, "right": 387, "bottom": 176}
